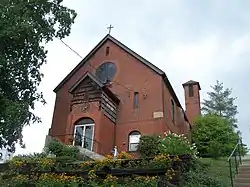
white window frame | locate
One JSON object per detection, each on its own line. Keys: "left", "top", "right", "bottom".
{"left": 73, "top": 123, "right": 95, "bottom": 151}
{"left": 128, "top": 131, "right": 141, "bottom": 152}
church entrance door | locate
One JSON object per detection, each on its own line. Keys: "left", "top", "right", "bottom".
{"left": 73, "top": 124, "right": 94, "bottom": 151}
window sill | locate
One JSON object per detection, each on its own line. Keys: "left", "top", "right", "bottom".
{"left": 127, "top": 150, "right": 138, "bottom": 153}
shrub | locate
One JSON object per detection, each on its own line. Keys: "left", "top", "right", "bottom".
{"left": 138, "top": 132, "right": 198, "bottom": 158}
{"left": 12, "top": 152, "right": 47, "bottom": 159}
{"left": 117, "top": 151, "right": 134, "bottom": 159}
{"left": 137, "top": 135, "right": 161, "bottom": 157}
{"left": 45, "top": 139, "right": 79, "bottom": 158}
{"left": 192, "top": 114, "right": 248, "bottom": 158}
{"left": 182, "top": 171, "right": 226, "bottom": 187}
{"left": 159, "top": 131, "right": 198, "bottom": 157}
{"left": 3, "top": 154, "right": 178, "bottom": 187}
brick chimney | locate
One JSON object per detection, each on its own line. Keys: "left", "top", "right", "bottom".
{"left": 182, "top": 80, "right": 201, "bottom": 125}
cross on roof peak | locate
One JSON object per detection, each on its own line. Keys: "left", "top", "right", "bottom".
{"left": 107, "top": 24, "right": 114, "bottom": 34}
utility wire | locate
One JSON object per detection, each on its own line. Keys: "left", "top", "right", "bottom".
{"left": 59, "top": 39, "right": 135, "bottom": 92}
{"left": 59, "top": 39, "right": 83, "bottom": 59}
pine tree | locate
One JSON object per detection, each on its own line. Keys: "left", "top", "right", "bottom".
{"left": 202, "top": 80, "right": 238, "bottom": 128}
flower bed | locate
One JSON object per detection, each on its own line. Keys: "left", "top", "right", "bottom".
{"left": 0, "top": 153, "right": 192, "bottom": 186}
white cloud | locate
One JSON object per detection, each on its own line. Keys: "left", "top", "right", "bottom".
{"left": 231, "top": 34, "right": 250, "bottom": 56}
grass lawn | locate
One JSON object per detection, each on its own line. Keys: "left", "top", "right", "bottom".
{"left": 199, "top": 157, "right": 237, "bottom": 186}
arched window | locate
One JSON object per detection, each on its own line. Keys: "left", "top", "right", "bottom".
{"left": 128, "top": 131, "right": 141, "bottom": 152}
{"left": 73, "top": 118, "right": 95, "bottom": 151}
{"left": 75, "top": 118, "right": 94, "bottom": 125}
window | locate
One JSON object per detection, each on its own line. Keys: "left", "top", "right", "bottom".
{"left": 171, "top": 99, "right": 175, "bottom": 122}
{"left": 133, "top": 92, "right": 139, "bottom": 108}
{"left": 128, "top": 131, "right": 141, "bottom": 152}
{"left": 105, "top": 46, "right": 110, "bottom": 56}
{"left": 74, "top": 118, "right": 95, "bottom": 151}
{"left": 189, "top": 85, "right": 194, "bottom": 97}
{"left": 76, "top": 118, "right": 94, "bottom": 125}
{"left": 95, "top": 62, "right": 116, "bottom": 84}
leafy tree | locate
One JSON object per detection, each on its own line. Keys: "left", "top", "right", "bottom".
{"left": 0, "top": 0, "right": 76, "bottom": 151}
{"left": 192, "top": 114, "right": 247, "bottom": 158}
{"left": 202, "top": 80, "right": 238, "bottom": 128}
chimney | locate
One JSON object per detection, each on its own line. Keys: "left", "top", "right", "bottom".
{"left": 182, "top": 80, "right": 201, "bottom": 125}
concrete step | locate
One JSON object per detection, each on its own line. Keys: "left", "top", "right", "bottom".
{"left": 238, "top": 164, "right": 250, "bottom": 171}
{"left": 235, "top": 177, "right": 250, "bottom": 183}
{"left": 238, "top": 171, "right": 250, "bottom": 176}
{"left": 77, "top": 146, "right": 105, "bottom": 161}
{"left": 237, "top": 173, "right": 250, "bottom": 178}
{"left": 242, "top": 155, "right": 250, "bottom": 160}
{"left": 233, "top": 157, "right": 250, "bottom": 187}
{"left": 234, "top": 183, "right": 250, "bottom": 187}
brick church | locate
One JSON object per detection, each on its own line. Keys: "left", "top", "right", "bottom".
{"left": 48, "top": 34, "right": 201, "bottom": 155}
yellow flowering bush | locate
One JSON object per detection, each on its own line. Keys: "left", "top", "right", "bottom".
{"left": 12, "top": 174, "right": 28, "bottom": 183}
{"left": 150, "top": 154, "right": 172, "bottom": 168}
{"left": 116, "top": 151, "right": 134, "bottom": 159}
{"left": 93, "top": 157, "right": 116, "bottom": 170}
{"left": 0, "top": 148, "right": 190, "bottom": 186}
{"left": 166, "top": 168, "right": 176, "bottom": 180}
{"left": 104, "top": 154, "right": 114, "bottom": 159}
{"left": 103, "top": 174, "right": 118, "bottom": 186}
{"left": 38, "top": 173, "right": 80, "bottom": 182}
{"left": 37, "top": 158, "right": 55, "bottom": 170}
{"left": 9, "top": 160, "right": 25, "bottom": 169}
{"left": 79, "top": 160, "right": 93, "bottom": 171}
{"left": 88, "top": 169, "right": 98, "bottom": 180}
{"left": 129, "top": 176, "right": 158, "bottom": 187}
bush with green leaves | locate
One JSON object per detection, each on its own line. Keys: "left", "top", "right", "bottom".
{"left": 192, "top": 114, "right": 248, "bottom": 158}
{"left": 137, "top": 135, "right": 161, "bottom": 157}
{"left": 45, "top": 139, "right": 79, "bottom": 158}
{"left": 159, "top": 132, "right": 198, "bottom": 157}
{"left": 181, "top": 159, "right": 227, "bottom": 187}
{"left": 138, "top": 132, "right": 198, "bottom": 158}
{"left": 182, "top": 171, "right": 226, "bottom": 187}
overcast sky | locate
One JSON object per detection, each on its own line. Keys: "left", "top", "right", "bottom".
{"left": 15, "top": 0, "right": 250, "bottom": 155}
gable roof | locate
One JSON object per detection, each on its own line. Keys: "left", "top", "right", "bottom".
{"left": 69, "top": 72, "right": 120, "bottom": 104}
{"left": 54, "top": 34, "right": 165, "bottom": 93}
{"left": 54, "top": 34, "right": 188, "bottom": 122}
{"left": 69, "top": 72, "right": 103, "bottom": 93}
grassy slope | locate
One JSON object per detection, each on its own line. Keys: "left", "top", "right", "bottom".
{"left": 199, "top": 157, "right": 236, "bottom": 186}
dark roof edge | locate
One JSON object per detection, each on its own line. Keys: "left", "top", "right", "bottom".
{"left": 108, "top": 35, "right": 164, "bottom": 75}
{"left": 53, "top": 34, "right": 111, "bottom": 92}
{"left": 182, "top": 81, "right": 201, "bottom": 90}
{"left": 68, "top": 72, "right": 103, "bottom": 93}
{"left": 162, "top": 74, "right": 189, "bottom": 123}
{"left": 54, "top": 34, "right": 164, "bottom": 93}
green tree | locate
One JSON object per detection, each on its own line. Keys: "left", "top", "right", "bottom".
{"left": 202, "top": 80, "right": 238, "bottom": 128}
{"left": 0, "top": 0, "right": 76, "bottom": 151}
{"left": 192, "top": 114, "right": 247, "bottom": 158}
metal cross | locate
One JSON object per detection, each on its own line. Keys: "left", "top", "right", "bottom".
{"left": 107, "top": 24, "right": 114, "bottom": 34}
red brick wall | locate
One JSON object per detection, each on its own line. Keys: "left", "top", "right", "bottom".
{"left": 183, "top": 84, "right": 201, "bottom": 125}
{"left": 61, "top": 102, "right": 115, "bottom": 155}
{"left": 51, "top": 40, "right": 163, "bottom": 135}
{"left": 115, "top": 118, "right": 167, "bottom": 152}
{"left": 99, "top": 113, "right": 115, "bottom": 155}
{"left": 162, "top": 79, "right": 189, "bottom": 135}
{"left": 50, "top": 39, "right": 190, "bottom": 155}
